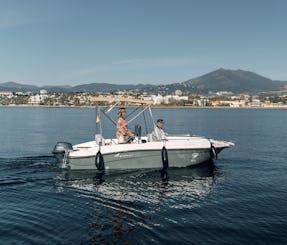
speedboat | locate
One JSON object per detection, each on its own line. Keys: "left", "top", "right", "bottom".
{"left": 52, "top": 99, "right": 234, "bottom": 170}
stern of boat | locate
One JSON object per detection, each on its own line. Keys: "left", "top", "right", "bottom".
{"left": 52, "top": 142, "right": 73, "bottom": 168}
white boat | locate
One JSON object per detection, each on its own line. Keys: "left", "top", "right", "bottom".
{"left": 52, "top": 100, "right": 234, "bottom": 170}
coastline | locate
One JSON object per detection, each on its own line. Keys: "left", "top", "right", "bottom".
{"left": 1, "top": 104, "right": 287, "bottom": 109}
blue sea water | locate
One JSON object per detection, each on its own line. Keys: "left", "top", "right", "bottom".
{"left": 0, "top": 107, "right": 287, "bottom": 244}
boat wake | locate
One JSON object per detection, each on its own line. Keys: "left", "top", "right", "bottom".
{"left": 0, "top": 154, "right": 226, "bottom": 244}
{"left": 0, "top": 155, "right": 57, "bottom": 170}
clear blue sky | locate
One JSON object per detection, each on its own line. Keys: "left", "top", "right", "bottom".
{"left": 1, "top": 0, "right": 287, "bottom": 85}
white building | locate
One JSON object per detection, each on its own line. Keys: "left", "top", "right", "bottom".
{"left": 0, "top": 91, "right": 13, "bottom": 98}
{"left": 152, "top": 94, "right": 164, "bottom": 104}
{"left": 175, "top": 89, "right": 183, "bottom": 96}
{"left": 29, "top": 94, "right": 48, "bottom": 105}
{"left": 29, "top": 94, "right": 41, "bottom": 104}
{"left": 40, "top": 89, "right": 48, "bottom": 95}
{"left": 152, "top": 94, "right": 188, "bottom": 104}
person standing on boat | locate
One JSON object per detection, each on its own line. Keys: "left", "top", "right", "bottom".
{"left": 117, "top": 107, "right": 135, "bottom": 143}
{"left": 152, "top": 119, "right": 167, "bottom": 141}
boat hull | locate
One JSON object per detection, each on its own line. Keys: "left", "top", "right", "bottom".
{"left": 52, "top": 136, "right": 234, "bottom": 170}
{"left": 68, "top": 148, "right": 212, "bottom": 170}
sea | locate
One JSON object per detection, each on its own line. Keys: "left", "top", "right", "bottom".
{"left": 0, "top": 107, "right": 287, "bottom": 245}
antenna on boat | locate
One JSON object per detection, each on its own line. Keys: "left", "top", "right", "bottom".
{"left": 95, "top": 105, "right": 105, "bottom": 171}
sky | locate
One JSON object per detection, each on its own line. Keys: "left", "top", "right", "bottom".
{"left": 0, "top": 0, "right": 287, "bottom": 86}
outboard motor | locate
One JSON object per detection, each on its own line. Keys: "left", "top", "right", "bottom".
{"left": 52, "top": 142, "right": 73, "bottom": 163}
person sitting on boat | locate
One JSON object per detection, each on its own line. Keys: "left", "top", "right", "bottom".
{"left": 116, "top": 107, "right": 135, "bottom": 143}
{"left": 152, "top": 119, "right": 167, "bottom": 141}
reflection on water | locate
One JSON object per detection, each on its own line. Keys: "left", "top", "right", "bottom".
{"left": 56, "top": 161, "right": 220, "bottom": 201}
{"left": 55, "top": 162, "right": 223, "bottom": 243}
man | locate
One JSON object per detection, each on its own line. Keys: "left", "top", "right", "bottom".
{"left": 152, "top": 119, "right": 167, "bottom": 141}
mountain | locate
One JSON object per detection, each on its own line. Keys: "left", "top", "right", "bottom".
{"left": 1, "top": 69, "right": 287, "bottom": 94}
{"left": 41, "top": 85, "right": 73, "bottom": 93}
{"left": 122, "top": 68, "right": 287, "bottom": 95}
{"left": 180, "top": 68, "right": 287, "bottom": 94}
{"left": 69, "top": 83, "right": 156, "bottom": 93}
{"left": 0, "top": 81, "right": 155, "bottom": 93}
{"left": 0, "top": 82, "right": 39, "bottom": 92}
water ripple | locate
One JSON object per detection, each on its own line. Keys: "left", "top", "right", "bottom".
{"left": 46, "top": 162, "right": 222, "bottom": 243}
{"left": 1, "top": 155, "right": 287, "bottom": 244}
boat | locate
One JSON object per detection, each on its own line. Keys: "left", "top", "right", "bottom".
{"left": 52, "top": 99, "right": 234, "bottom": 170}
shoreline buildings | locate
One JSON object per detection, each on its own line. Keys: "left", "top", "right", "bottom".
{"left": 0, "top": 89, "right": 287, "bottom": 108}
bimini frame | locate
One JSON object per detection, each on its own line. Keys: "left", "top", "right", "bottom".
{"left": 95, "top": 98, "right": 156, "bottom": 138}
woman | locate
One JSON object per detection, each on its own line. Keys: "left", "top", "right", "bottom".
{"left": 116, "top": 108, "right": 135, "bottom": 143}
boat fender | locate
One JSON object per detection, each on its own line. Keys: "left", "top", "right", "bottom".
{"left": 161, "top": 169, "right": 169, "bottom": 181}
{"left": 95, "top": 150, "right": 105, "bottom": 170}
{"left": 161, "top": 146, "right": 169, "bottom": 170}
{"left": 211, "top": 144, "right": 218, "bottom": 160}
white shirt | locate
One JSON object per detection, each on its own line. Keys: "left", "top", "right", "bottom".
{"left": 152, "top": 126, "right": 166, "bottom": 141}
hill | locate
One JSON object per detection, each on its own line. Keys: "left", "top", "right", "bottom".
{"left": 1, "top": 69, "right": 286, "bottom": 95}
{"left": 0, "top": 81, "right": 155, "bottom": 93}
{"left": 0, "top": 82, "right": 39, "bottom": 92}
{"left": 180, "top": 68, "right": 287, "bottom": 94}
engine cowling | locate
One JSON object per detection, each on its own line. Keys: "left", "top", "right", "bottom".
{"left": 52, "top": 142, "right": 73, "bottom": 154}
{"left": 52, "top": 142, "right": 73, "bottom": 164}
